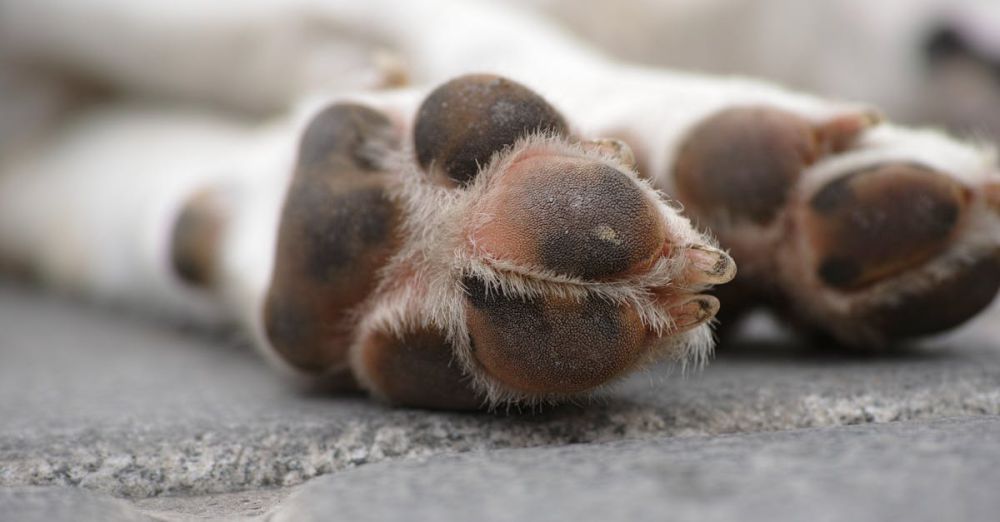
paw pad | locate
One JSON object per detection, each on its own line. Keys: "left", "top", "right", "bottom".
{"left": 414, "top": 74, "right": 568, "bottom": 186}
{"left": 463, "top": 276, "right": 646, "bottom": 395}
{"left": 358, "top": 325, "right": 483, "bottom": 410}
{"left": 674, "top": 107, "right": 818, "bottom": 227}
{"left": 865, "top": 252, "right": 1000, "bottom": 338}
{"left": 806, "top": 163, "right": 969, "bottom": 290}
{"left": 471, "top": 155, "right": 666, "bottom": 280}
{"left": 264, "top": 103, "right": 403, "bottom": 372}
{"left": 170, "top": 189, "right": 229, "bottom": 287}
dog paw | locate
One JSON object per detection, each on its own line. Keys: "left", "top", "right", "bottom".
{"left": 264, "top": 74, "right": 735, "bottom": 408}
{"left": 791, "top": 159, "right": 1000, "bottom": 344}
{"left": 672, "top": 106, "right": 1000, "bottom": 346}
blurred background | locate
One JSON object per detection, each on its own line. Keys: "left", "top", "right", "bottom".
{"left": 3, "top": 0, "right": 1000, "bottom": 158}
{"left": 522, "top": 0, "right": 1000, "bottom": 140}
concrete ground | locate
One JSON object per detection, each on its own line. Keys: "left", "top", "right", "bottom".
{"left": 1, "top": 285, "right": 998, "bottom": 521}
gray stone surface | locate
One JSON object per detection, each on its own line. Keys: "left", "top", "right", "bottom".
{"left": 0, "top": 416, "right": 1000, "bottom": 522}
{"left": 4, "top": 416, "right": 997, "bottom": 521}
{"left": 133, "top": 488, "right": 290, "bottom": 521}
{"left": 0, "top": 485, "right": 290, "bottom": 522}
{"left": 2, "top": 286, "right": 999, "bottom": 499}
{"left": 0, "top": 486, "right": 154, "bottom": 522}
{"left": 273, "top": 416, "right": 1000, "bottom": 522}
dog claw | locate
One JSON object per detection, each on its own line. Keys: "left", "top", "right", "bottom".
{"left": 815, "top": 111, "right": 882, "bottom": 153}
{"left": 666, "top": 295, "right": 720, "bottom": 333}
{"left": 682, "top": 244, "right": 737, "bottom": 286}
{"left": 581, "top": 138, "right": 637, "bottom": 170}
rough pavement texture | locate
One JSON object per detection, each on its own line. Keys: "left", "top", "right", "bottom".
{"left": 0, "top": 286, "right": 998, "bottom": 520}
{"left": 4, "top": 417, "right": 998, "bottom": 521}
{"left": 0, "top": 486, "right": 156, "bottom": 522}
{"left": 274, "top": 416, "right": 1000, "bottom": 522}
{"left": 132, "top": 487, "right": 290, "bottom": 521}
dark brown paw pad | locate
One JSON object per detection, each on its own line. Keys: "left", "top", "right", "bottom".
{"left": 470, "top": 155, "right": 667, "bottom": 280}
{"left": 264, "top": 103, "right": 403, "bottom": 372}
{"left": 674, "top": 107, "right": 819, "bottom": 227}
{"left": 297, "top": 103, "right": 399, "bottom": 172}
{"left": 864, "top": 251, "right": 1000, "bottom": 339}
{"left": 170, "top": 188, "right": 230, "bottom": 288}
{"left": 357, "top": 325, "right": 483, "bottom": 410}
{"left": 462, "top": 276, "right": 648, "bottom": 395}
{"left": 414, "top": 74, "right": 568, "bottom": 186}
{"left": 805, "top": 163, "right": 970, "bottom": 290}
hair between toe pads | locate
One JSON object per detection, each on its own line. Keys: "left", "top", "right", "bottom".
{"left": 414, "top": 74, "right": 569, "bottom": 186}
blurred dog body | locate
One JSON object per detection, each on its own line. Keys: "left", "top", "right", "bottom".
{"left": 517, "top": 0, "right": 1000, "bottom": 136}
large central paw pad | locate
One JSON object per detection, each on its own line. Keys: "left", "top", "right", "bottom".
{"left": 470, "top": 155, "right": 667, "bottom": 280}
{"left": 262, "top": 74, "right": 735, "bottom": 408}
